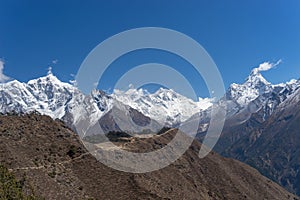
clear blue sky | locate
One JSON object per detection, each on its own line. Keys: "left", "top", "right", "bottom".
{"left": 0, "top": 0, "right": 299, "bottom": 98}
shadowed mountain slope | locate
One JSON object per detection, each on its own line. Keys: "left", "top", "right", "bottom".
{"left": 221, "top": 89, "right": 300, "bottom": 195}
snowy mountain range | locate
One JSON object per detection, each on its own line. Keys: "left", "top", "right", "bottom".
{"left": 218, "top": 74, "right": 300, "bottom": 196}
{"left": 1, "top": 66, "right": 299, "bottom": 197}
{"left": 225, "top": 68, "right": 300, "bottom": 123}
{"left": 112, "top": 88, "right": 212, "bottom": 126}
{"left": 0, "top": 68, "right": 299, "bottom": 136}
{"left": 0, "top": 70, "right": 212, "bottom": 136}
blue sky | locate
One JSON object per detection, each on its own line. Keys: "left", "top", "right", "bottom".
{"left": 0, "top": 0, "right": 299, "bottom": 98}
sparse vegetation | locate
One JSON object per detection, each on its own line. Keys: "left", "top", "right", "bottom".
{"left": 84, "top": 128, "right": 172, "bottom": 144}
{"left": 66, "top": 145, "right": 77, "bottom": 158}
{"left": 83, "top": 131, "right": 132, "bottom": 143}
{"left": 47, "top": 170, "right": 56, "bottom": 179}
{"left": 0, "top": 165, "right": 39, "bottom": 199}
{"left": 0, "top": 114, "right": 297, "bottom": 200}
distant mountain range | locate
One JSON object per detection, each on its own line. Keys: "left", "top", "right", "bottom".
{"left": 0, "top": 71, "right": 212, "bottom": 136}
{"left": 0, "top": 67, "right": 300, "bottom": 195}
{"left": 1, "top": 68, "right": 298, "bottom": 131}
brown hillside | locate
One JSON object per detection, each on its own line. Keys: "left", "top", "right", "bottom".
{"left": 0, "top": 114, "right": 298, "bottom": 200}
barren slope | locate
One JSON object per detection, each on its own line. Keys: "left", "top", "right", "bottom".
{"left": 0, "top": 114, "right": 297, "bottom": 200}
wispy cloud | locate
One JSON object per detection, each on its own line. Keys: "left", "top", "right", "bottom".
{"left": 93, "top": 81, "right": 99, "bottom": 88}
{"left": 0, "top": 59, "right": 11, "bottom": 83}
{"left": 52, "top": 59, "right": 58, "bottom": 64}
{"left": 255, "top": 59, "right": 282, "bottom": 72}
{"left": 69, "top": 73, "right": 77, "bottom": 86}
{"left": 47, "top": 66, "right": 53, "bottom": 75}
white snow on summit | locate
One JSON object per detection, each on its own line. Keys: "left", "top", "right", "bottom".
{"left": 0, "top": 72, "right": 213, "bottom": 128}
{"left": 227, "top": 69, "right": 273, "bottom": 106}
{"left": 0, "top": 62, "right": 299, "bottom": 131}
{"left": 112, "top": 87, "right": 213, "bottom": 125}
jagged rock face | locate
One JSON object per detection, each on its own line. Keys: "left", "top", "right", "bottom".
{"left": 224, "top": 73, "right": 299, "bottom": 129}
{"left": 195, "top": 71, "right": 299, "bottom": 154}
{"left": 226, "top": 70, "right": 273, "bottom": 107}
{"left": 0, "top": 74, "right": 80, "bottom": 118}
{"left": 226, "top": 70, "right": 299, "bottom": 120}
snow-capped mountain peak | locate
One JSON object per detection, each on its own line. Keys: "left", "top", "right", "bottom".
{"left": 0, "top": 73, "right": 79, "bottom": 119}
{"left": 224, "top": 67, "right": 300, "bottom": 124}
{"left": 113, "top": 87, "right": 213, "bottom": 126}
{"left": 113, "top": 88, "right": 149, "bottom": 101}
{"left": 0, "top": 65, "right": 299, "bottom": 135}
{"left": 27, "top": 73, "right": 74, "bottom": 90}
{"left": 246, "top": 69, "right": 270, "bottom": 86}
{"left": 227, "top": 69, "right": 274, "bottom": 107}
